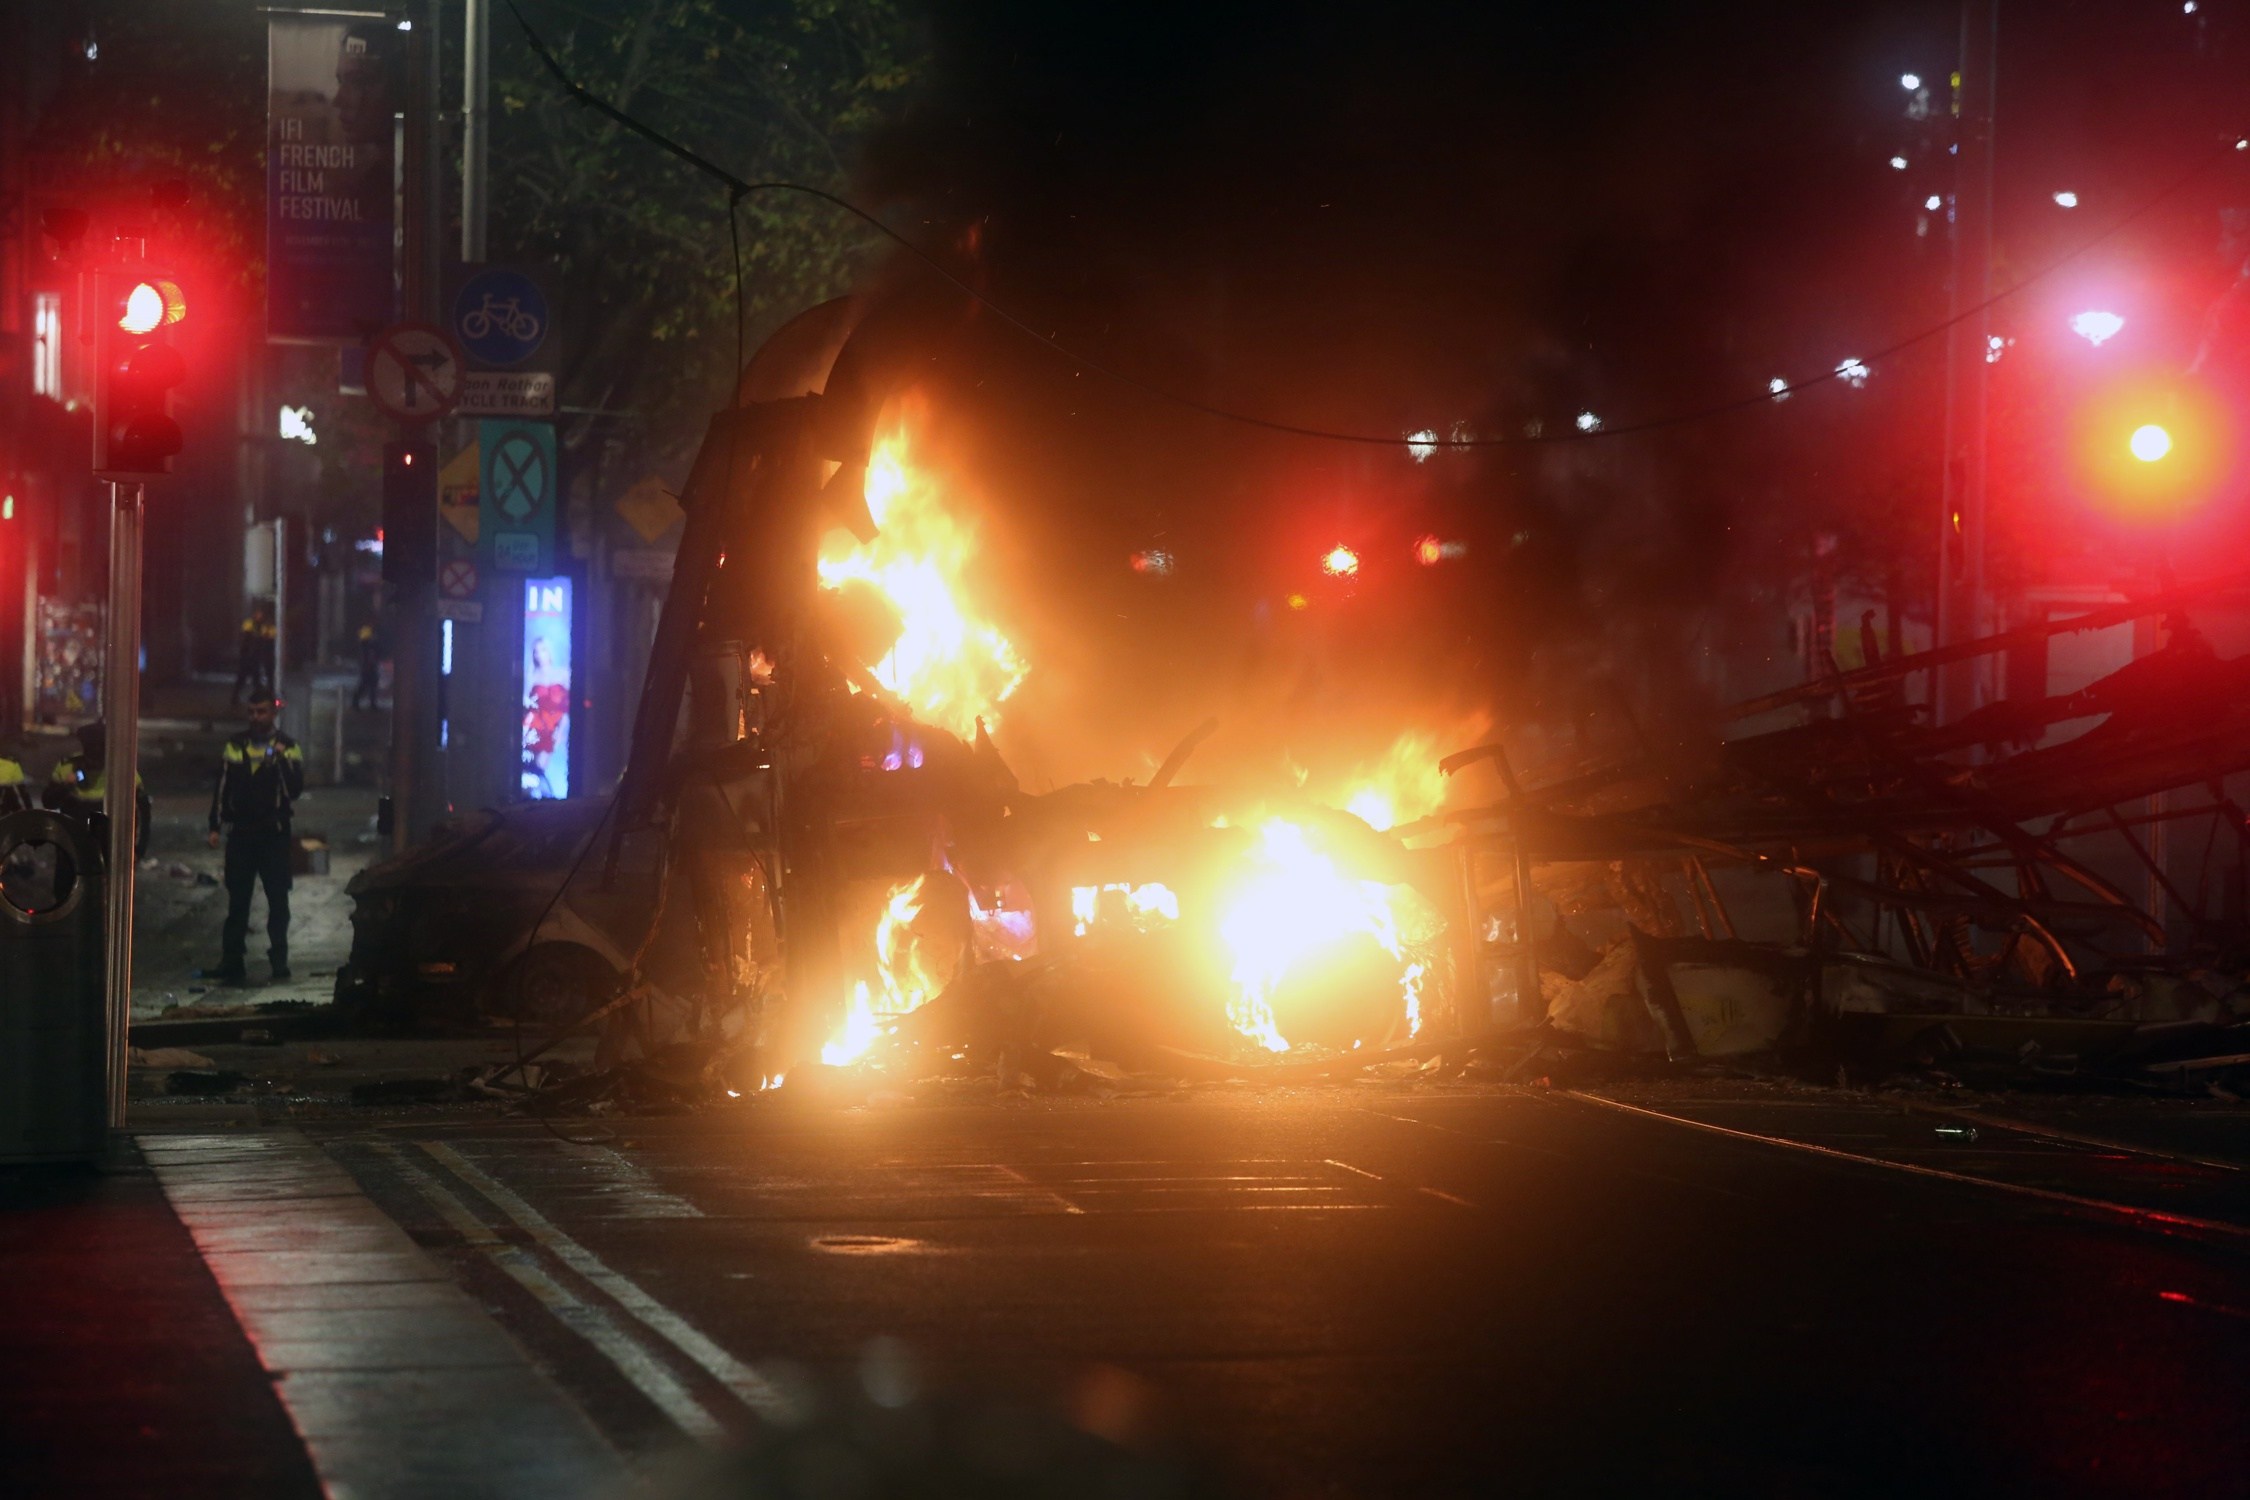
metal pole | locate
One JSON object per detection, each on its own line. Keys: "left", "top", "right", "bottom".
{"left": 271, "top": 514, "right": 287, "bottom": 702}
{"left": 386, "top": 0, "right": 445, "bottom": 852}
{"left": 1937, "top": 0, "right": 1997, "bottom": 725}
{"left": 462, "top": 0, "right": 489, "bottom": 264}
{"left": 102, "top": 481, "right": 143, "bottom": 1131}
{"left": 423, "top": 0, "right": 443, "bottom": 304}
{"left": 1486, "top": 745, "right": 1541, "bottom": 1028}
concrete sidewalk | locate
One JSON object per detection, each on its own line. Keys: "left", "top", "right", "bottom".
{"left": 0, "top": 1134, "right": 627, "bottom": 1499}
{"left": 0, "top": 1154, "right": 323, "bottom": 1499}
{"left": 130, "top": 787, "right": 383, "bottom": 1021}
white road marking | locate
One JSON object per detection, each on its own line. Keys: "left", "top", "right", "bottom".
{"left": 1321, "top": 1157, "right": 1477, "bottom": 1208}
{"left": 419, "top": 1142, "right": 795, "bottom": 1421}
{"left": 373, "top": 1144, "right": 727, "bottom": 1441}
{"left": 1894, "top": 1102, "right": 2247, "bottom": 1174}
{"left": 994, "top": 1163, "right": 1088, "bottom": 1214}
{"left": 1561, "top": 1090, "right": 2250, "bottom": 1243}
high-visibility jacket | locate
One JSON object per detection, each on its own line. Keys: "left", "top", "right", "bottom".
{"left": 210, "top": 732, "right": 304, "bottom": 836}
{"left": 0, "top": 757, "right": 28, "bottom": 814}
{"left": 43, "top": 755, "right": 152, "bottom": 856}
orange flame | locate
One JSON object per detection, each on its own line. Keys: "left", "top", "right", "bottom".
{"left": 1306, "top": 725, "right": 1471, "bottom": 833}
{"left": 820, "top": 874, "right": 962, "bottom": 1067}
{"left": 817, "top": 407, "right": 1026, "bottom": 739}
{"left": 1216, "top": 817, "right": 1432, "bottom": 1052}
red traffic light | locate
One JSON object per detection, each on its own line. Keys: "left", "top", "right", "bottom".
{"left": 95, "top": 268, "right": 188, "bottom": 480}
{"left": 118, "top": 279, "right": 186, "bottom": 335}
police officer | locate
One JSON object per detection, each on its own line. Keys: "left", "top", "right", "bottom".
{"left": 207, "top": 692, "right": 304, "bottom": 984}
{"left": 232, "top": 601, "right": 277, "bottom": 705}
{"left": 43, "top": 721, "right": 152, "bottom": 859}
{"left": 0, "top": 748, "right": 29, "bottom": 815}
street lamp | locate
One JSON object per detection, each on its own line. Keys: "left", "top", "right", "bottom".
{"left": 2069, "top": 310, "right": 2125, "bottom": 347}
{"left": 2130, "top": 424, "right": 2172, "bottom": 463}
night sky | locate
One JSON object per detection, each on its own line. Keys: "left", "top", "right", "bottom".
{"left": 829, "top": 1, "right": 2250, "bottom": 781}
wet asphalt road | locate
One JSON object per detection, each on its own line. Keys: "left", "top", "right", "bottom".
{"left": 321, "top": 1085, "right": 2250, "bottom": 1497}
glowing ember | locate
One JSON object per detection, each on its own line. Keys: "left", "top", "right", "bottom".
{"left": 818, "top": 409, "right": 1027, "bottom": 739}
{"left": 1322, "top": 545, "right": 1361, "bottom": 578}
{"left": 1216, "top": 818, "right": 1425, "bottom": 1053}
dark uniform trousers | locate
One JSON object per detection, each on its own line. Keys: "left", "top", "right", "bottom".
{"left": 211, "top": 730, "right": 304, "bottom": 976}
{"left": 222, "top": 828, "right": 293, "bottom": 970}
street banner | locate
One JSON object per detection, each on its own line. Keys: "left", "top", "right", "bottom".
{"left": 519, "top": 576, "right": 573, "bottom": 800}
{"left": 478, "top": 419, "right": 556, "bottom": 573}
{"left": 266, "top": 15, "right": 399, "bottom": 341}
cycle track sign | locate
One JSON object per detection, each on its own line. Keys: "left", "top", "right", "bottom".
{"left": 450, "top": 266, "right": 549, "bottom": 367}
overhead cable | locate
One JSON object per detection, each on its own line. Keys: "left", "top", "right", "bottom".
{"left": 503, "top": 1, "right": 2239, "bottom": 450}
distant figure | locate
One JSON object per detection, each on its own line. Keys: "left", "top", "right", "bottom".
{"left": 43, "top": 721, "right": 152, "bottom": 859}
{"left": 206, "top": 692, "right": 305, "bottom": 985}
{"left": 233, "top": 601, "right": 278, "bottom": 705}
{"left": 352, "top": 622, "right": 385, "bottom": 710}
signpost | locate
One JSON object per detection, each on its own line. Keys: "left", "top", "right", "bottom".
{"left": 439, "top": 557, "right": 479, "bottom": 600}
{"left": 366, "top": 321, "right": 464, "bottom": 423}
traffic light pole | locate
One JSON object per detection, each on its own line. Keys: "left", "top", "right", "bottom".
{"left": 101, "top": 480, "right": 143, "bottom": 1132}
{"left": 386, "top": 0, "right": 447, "bottom": 854}
{"left": 1937, "top": 0, "right": 1998, "bottom": 726}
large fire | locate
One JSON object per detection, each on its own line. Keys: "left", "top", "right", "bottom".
{"left": 1215, "top": 817, "right": 1431, "bottom": 1053}
{"left": 802, "top": 406, "right": 1450, "bottom": 1074}
{"left": 816, "top": 408, "right": 1027, "bottom": 739}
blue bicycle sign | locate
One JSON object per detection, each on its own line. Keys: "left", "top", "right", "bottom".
{"left": 451, "top": 267, "right": 550, "bottom": 366}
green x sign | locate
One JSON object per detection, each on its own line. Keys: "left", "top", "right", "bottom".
{"left": 477, "top": 419, "right": 555, "bottom": 573}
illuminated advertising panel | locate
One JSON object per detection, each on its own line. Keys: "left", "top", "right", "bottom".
{"left": 520, "top": 576, "right": 571, "bottom": 799}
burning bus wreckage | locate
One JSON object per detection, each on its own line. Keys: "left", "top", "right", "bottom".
{"left": 340, "top": 294, "right": 2250, "bottom": 1112}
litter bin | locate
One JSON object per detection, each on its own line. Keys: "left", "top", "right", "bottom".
{"left": 0, "top": 809, "right": 108, "bottom": 1162}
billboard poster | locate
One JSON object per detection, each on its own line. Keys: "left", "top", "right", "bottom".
{"left": 267, "top": 15, "right": 399, "bottom": 341}
{"left": 520, "top": 576, "right": 572, "bottom": 800}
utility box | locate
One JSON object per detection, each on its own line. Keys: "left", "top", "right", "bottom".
{"left": 0, "top": 810, "right": 108, "bottom": 1162}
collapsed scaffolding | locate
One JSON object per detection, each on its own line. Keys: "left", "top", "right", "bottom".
{"left": 1439, "top": 579, "right": 2250, "bottom": 1086}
